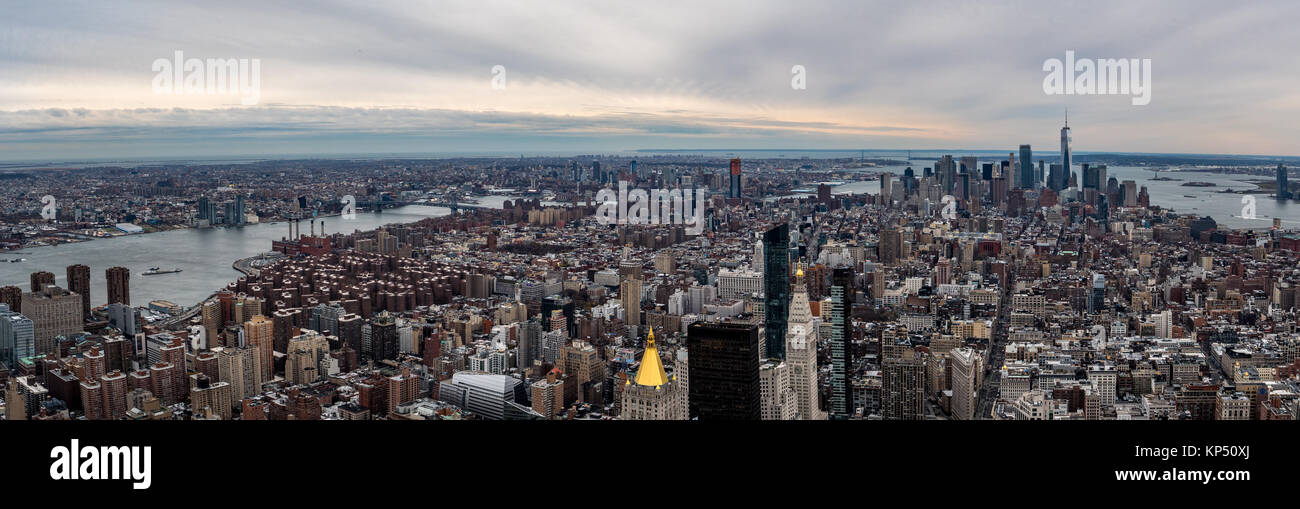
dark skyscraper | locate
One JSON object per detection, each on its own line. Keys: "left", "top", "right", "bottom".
{"left": 1048, "top": 163, "right": 1067, "bottom": 191}
{"left": 829, "top": 267, "right": 854, "bottom": 420}
{"left": 0, "top": 286, "right": 20, "bottom": 313}
{"left": 687, "top": 321, "right": 761, "bottom": 420}
{"left": 30, "top": 271, "right": 54, "bottom": 293}
{"left": 370, "top": 312, "right": 398, "bottom": 362}
{"left": 763, "top": 223, "right": 790, "bottom": 359}
{"left": 66, "top": 264, "right": 90, "bottom": 318}
{"left": 1017, "top": 145, "right": 1034, "bottom": 189}
{"left": 1278, "top": 164, "right": 1291, "bottom": 200}
{"left": 106, "top": 266, "right": 130, "bottom": 306}
{"left": 1082, "top": 163, "right": 1106, "bottom": 191}
{"left": 729, "top": 158, "right": 742, "bottom": 199}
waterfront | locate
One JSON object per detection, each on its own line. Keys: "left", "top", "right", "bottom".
{"left": 0, "top": 205, "right": 451, "bottom": 308}
{"left": 785, "top": 164, "right": 1293, "bottom": 230}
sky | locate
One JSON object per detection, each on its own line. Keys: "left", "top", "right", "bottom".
{"left": 3, "top": 0, "right": 1299, "bottom": 161}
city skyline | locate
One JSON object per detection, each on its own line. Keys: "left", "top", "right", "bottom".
{"left": 5, "top": 1, "right": 1300, "bottom": 160}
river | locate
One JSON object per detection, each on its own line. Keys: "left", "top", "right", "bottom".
{"left": 0, "top": 205, "right": 451, "bottom": 308}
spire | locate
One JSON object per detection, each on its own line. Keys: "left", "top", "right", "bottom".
{"left": 633, "top": 325, "right": 668, "bottom": 387}
{"left": 1064, "top": 107, "right": 1069, "bottom": 128}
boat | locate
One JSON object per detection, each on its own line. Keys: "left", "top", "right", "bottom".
{"left": 142, "top": 267, "right": 183, "bottom": 276}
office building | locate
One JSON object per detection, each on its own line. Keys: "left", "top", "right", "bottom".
{"left": 763, "top": 223, "right": 790, "bottom": 359}
{"left": 106, "top": 266, "right": 130, "bottom": 306}
{"left": 66, "top": 264, "right": 90, "bottom": 318}
{"left": 687, "top": 321, "right": 761, "bottom": 420}
{"left": 22, "top": 286, "right": 83, "bottom": 355}
{"left": 1017, "top": 144, "right": 1034, "bottom": 189}
{"left": 0, "top": 304, "right": 34, "bottom": 370}
{"left": 621, "top": 326, "right": 685, "bottom": 420}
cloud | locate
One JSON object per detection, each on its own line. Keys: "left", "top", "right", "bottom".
{"left": 2, "top": 0, "right": 1299, "bottom": 158}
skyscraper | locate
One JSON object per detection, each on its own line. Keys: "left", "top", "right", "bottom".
{"left": 1278, "top": 164, "right": 1291, "bottom": 200}
{"left": 729, "top": 158, "right": 742, "bottom": 199}
{"left": 949, "top": 347, "right": 981, "bottom": 420}
{"left": 106, "top": 266, "right": 130, "bottom": 306}
{"left": 0, "top": 304, "right": 34, "bottom": 370}
{"left": 786, "top": 264, "right": 824, "bottom": 420}
{"left": 829, "top": 267, "right": 854, "bottom": 419}
{"left": 881, "top": 347, "right": 924, "bottom": 420}
{"left": 1060, "top": 111, "right": 1072, "bottom": 180}
{"left": 687, "top": 321, "right": 761, "bottom": 420}
{"left": 1017, "top": 145, "right": 1034, "bottom": 189}
{"left": 621, "top": 326, "right": 685, "bottom": 420}
{"left": 22, "top": 286, "right": 83, "bottom": 355}
{"left": 66, "top": 264, "right": 90, "bottom": 318}
{"left": 244, "top": 314, "right": 274, "bottom": 382}
{"left": 1082, "top": 163, "right": 1107, "bottom": 191}
{"left": 763, "top": 223, "right": 790, "bottom": 359}
{"left": 30, "top": 271, "right": 54, "bottom": 293}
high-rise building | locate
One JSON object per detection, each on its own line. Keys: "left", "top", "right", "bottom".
{"left": 285, "top": 330, "right": 330, "bottom": 385}
{"left": 189, "top": 374, "right": 233, "bottom": 420}
{"left": 881, "top": 346, "right": 924, "bottom": 420}
{"left": 0, "top": 304, "right": 34, "bottom": 370}
{"left": 880, "top": 228, "right": 901, "bottom": 265}
{"left": 387, "top": 367, "right": 419, "bottom": 415}
{"left": 201, "top": 300, "right": 222, "bottom": 346}
{"left": 829, "top": 267, "right": 854, "bottom": 419}
{"left": 1083, "top": 163, "right": 1107, "bottom": 191}
{"left": 30, "top": 271, "right": 54, "bottom": 293}
{"left": 244, "top": 314, "right": 274, "bottom": 382}
{"left": 729, "top": 158, "right": 742, "bottom": 199}
{"left": 1278, "top": 164, "right": 1292, "bottom": 200}
{"left": 1017, "top": 144, "right": 1034, "bottom": 189}
{"left": 949, "top": 347, "right": 981, "bottom": 420}
{"left": 621, "top": 326, "right": 685, "bottom": 420}
{"left": 0, "top": 286, "right": 21, "bottom": 313}
{"left": 620, "top": 277, "right": 642, "bottom": 329}
{"left": 1048, "top": 164, "right": 1067, "bottom": 192}
{"left": 687, "top": 322, "right": 761, "bottom": 420}
{"left": 1090, "top": 273, "right": 1106, "bottom": 313}
{"left": 106, "top": 266, "right": 130, "bottom": 306}
{"left": 763, "top": 223, "right": 790, "bottom": 359}
{"left": 370, "top": 312, "right": 399, "bottom": 361}
{"left": 1060, "top": 111, "right": 1072, "bottom": 180}
{"left": 21, "top": 286, "right": 83, "bottom": 355}
{"left": 759, "top": 359, "right": 796, "bottom": 420}
{"left": 215, "top": 345, "right": 262, "bottom": 413}
{"left": 532, "top": 368, "right": 565, "bottom": 419}
{"left": 786, "top": 264, "right": 824, "bottom": 420}
{"left": 66, "top": 264, "right": 90, "bottom": 318}
{"left": 101, "top": 370, "right": 128, "bottom": 419}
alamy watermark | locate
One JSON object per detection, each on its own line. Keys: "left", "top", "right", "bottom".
{"left": 1043, "top": 50, "right": 1151, "bottom": 106}
{"left": 341, "top": 195, "right": 357, "bottom": 220}
{"left": 40, "top": 195, "right": 57, "bottom": 220}
{"left": 152, "top": 50, "right": 261, "bottom": 105}
{"left": 594, "top": 181, "right": 707, "bottom": 235}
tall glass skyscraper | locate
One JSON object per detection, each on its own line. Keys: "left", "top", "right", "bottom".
{"left": 763, "top": 223, "right": 790, "bottom": 360}
{"left": 729, "top": 158, "right": 742, "bottom": 199}
{"left": 1278, "top": 164, "right": 1291, "bottom": 200}
{"left": 687, "top": 321, "right": 761, "bottom": 420}
{"left": 1017, "top": 144, "right": 1034, "bottom": 189}
{"left": 0, "top": 303, "right": 34, "bottom": 370}
{"left": 829, "top": 267, "right": 854, "bottom": 420}
{"left": 1060, "top": 111, "right": 1072, "bottom": 181}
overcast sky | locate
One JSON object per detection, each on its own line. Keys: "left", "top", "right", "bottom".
{"left": 3, "top": 0, "right": 1299, "bottom": 160}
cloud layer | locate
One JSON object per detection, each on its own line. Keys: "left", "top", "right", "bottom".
{"left": 3, "top": 0, "right": 1299, "bottom": 159}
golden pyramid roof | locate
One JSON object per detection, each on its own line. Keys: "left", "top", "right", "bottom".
{"left": 633, "top": 325, "right": 669, "bottom": 387}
